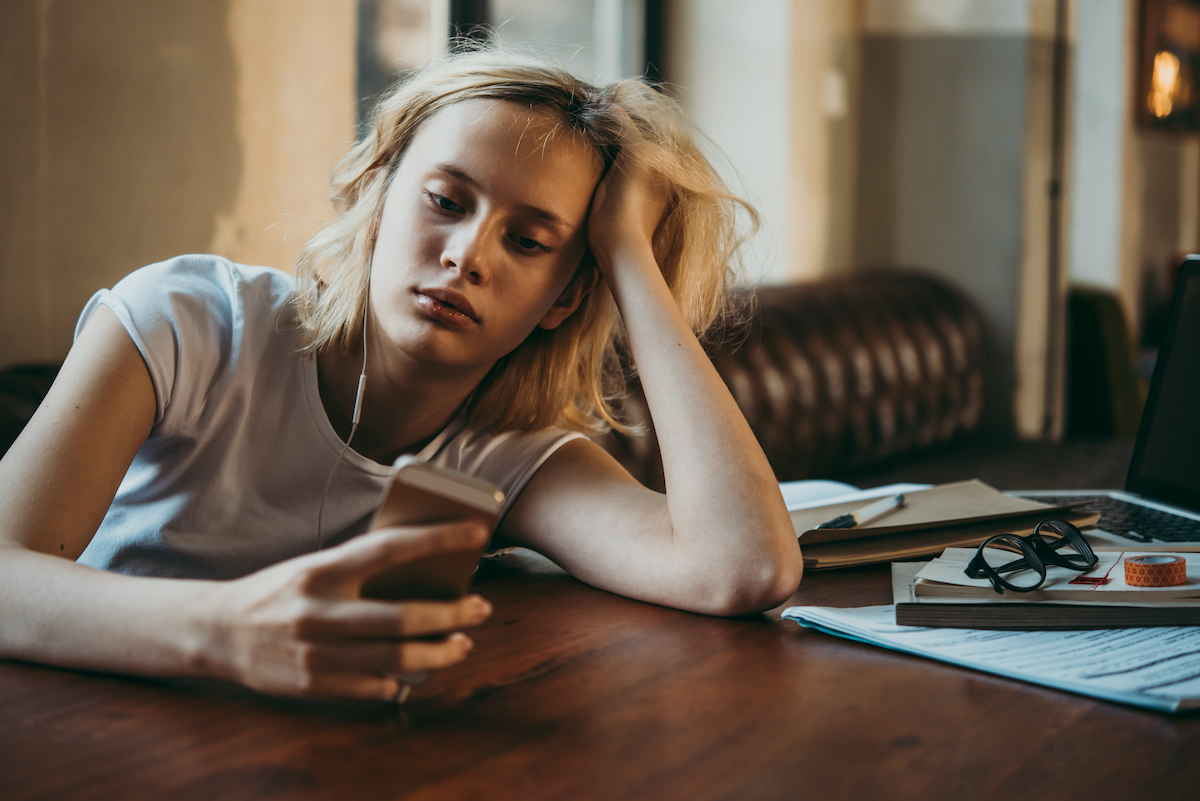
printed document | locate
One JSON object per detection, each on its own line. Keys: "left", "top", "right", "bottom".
{"left": 783, "top": 604, "right": 1200, "bottom": 712}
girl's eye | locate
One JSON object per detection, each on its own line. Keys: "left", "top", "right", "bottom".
{"left": 514, "top": 235, "right": 548, "bottom": 253}
{"left": 425, "top": 191, "right": 463, "bottom": 214}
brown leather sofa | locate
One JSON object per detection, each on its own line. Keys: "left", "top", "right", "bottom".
{"left": 0, "top": 271, "right": 987, "bottom": 485}
{"left": 596, "top": 270, "right": 987, "bottom": 491}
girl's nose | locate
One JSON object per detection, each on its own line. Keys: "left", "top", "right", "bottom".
{"left": 441, "top": 221, "right": 492, "bottom": 285}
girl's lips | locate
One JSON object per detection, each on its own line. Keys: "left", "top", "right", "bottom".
{"left": 415, "top": 288, "right": 478, "bottom": 326}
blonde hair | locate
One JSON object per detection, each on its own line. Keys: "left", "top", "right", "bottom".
{"left": 294, "top": 48, "right": 757, "bottom": 434}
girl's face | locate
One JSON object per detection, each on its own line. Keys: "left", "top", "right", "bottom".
{"left": 368, "top": 98, "right": 602, "bottom": 378}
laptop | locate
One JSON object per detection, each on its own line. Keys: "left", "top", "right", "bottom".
{"left": 1017, "top": 256, "right": 1200, "bottom": 548}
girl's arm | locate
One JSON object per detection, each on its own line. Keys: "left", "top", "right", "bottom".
{"left": 0, "top": 306, "right": 490, "bottom": 698}
{"left": 498, "top": 132, "right": 803, "bottom": 617}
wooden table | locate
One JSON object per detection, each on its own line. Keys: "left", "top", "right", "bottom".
{"left": 2, "top": 550, "right": 1198, "bottom": 800}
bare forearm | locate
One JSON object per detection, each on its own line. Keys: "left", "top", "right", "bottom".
{"left": 602, "top": 246, "right": 801, "bottom": 603}
{"left": 0, "top": 525, "right": 494, "bottom": 699}
{"left": 0, "top": 547, "right": 216, "bottom": 677}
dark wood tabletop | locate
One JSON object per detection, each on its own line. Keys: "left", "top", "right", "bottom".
{"left": 3, "top": 548, "right": 1198, "bottom": 801}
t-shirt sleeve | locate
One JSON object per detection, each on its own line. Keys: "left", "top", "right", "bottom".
{"left": 74, "top": 255, "right": 241, "bottom": 429}
{"left": 431, "top": 426, "right": 586, "bottom": 524}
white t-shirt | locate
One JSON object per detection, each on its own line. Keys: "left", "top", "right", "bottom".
{"left": 74, "top": 255, "right": 582, "bottom": 580}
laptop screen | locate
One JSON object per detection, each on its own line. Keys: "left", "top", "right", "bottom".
{"left": 1126, "top": 257, "right": 1200, "bottom": 512}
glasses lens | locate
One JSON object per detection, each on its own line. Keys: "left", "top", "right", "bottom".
{"left": 979, "top": 537, "right": 1043, "bottom": 590}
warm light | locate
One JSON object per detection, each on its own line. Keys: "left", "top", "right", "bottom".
{"left": 1149, "top": 50, "right": 1182, "bottom": 117}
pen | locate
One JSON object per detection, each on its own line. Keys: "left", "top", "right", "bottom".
{"left": 815, "top": 493, "right": 906, "bottom": 530}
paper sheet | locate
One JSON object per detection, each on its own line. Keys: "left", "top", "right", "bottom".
{"left": 778, "top": 481, "right": 931, "bottom": 512}
{"left": 782, "top": 604, "right": 1200, "bottom": 712}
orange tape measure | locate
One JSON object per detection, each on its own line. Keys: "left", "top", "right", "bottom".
{"left": 1124, "top": 555, "right": 1187, "bottom": 587}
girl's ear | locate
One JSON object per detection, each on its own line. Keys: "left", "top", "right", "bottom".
{"left": 537, "top": 264, "right": 597, "bottom": 330}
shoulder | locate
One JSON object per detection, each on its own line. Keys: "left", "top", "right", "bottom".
{"left": 94, "top": 254, "right": 297, "bottom": 348}
{"left": 77, "top": 255, "right": 300, "bottom": 426}
{"left": 110, "top": 254, "right": 295, "bottom": 321}
{"left": 431, "top": 424, "right": 587, "bottom": 520}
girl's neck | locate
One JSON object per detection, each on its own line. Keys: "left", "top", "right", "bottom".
{"left": 316, "top": 344, "right": 486, "bottom": 464}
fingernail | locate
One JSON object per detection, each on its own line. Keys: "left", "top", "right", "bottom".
{"left": 455, "top": 633, "right": 474, "bottom": 653}
{"left": 473, "top": 597, "right": 493, "bottom": 620}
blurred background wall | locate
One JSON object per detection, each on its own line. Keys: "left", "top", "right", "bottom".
{"left": 0, "top": 0, "right": 356, "bottom": 366}
{"left": 1, "top": 0, "right": 1197, "bottom": 441}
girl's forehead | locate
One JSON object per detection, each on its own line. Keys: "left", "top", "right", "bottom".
{"left": 411, "top": 98, "right": 602, "bottom": 173}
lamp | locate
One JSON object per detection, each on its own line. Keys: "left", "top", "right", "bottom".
{"left": 1139, "top": 0, "right": 1200, "bottom": 131}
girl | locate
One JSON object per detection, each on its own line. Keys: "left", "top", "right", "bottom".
{"left": 0, "top": 50, "right": 801, "bottom": 701}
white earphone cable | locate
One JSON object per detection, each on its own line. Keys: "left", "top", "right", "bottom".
{"left": 316, "top": 286, "right": 370, "bottom": 550}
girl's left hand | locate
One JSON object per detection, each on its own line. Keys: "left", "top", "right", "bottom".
{"left": 586, "top": 112, "right": 670, "bottom": 277}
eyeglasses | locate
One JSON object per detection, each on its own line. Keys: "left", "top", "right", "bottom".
{"left": 964, "top": 519, "right": 1098, "bottom": 594}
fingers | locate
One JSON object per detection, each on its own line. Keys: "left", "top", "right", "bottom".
{"left": 313, "top": 632, "right": 475, "bottom": 676}
{"left": 307, "top": 673, "right": 403, "bottom": 703}
{"left": 241, "top": 625, "right": 480, "bottom": 700}
{"left": 589, "top": 114, "right": 669, "bottom": 251}
{"left": 610, "top": 105, "right": 645, "bottom": 148}
{"left": 264, "top": 635, "right": 474, "bottom": 701}
{"left": 304, "top": 521, "right": 489, "bottom": 590}
{"left": 287, "top": 593, "right": 491, "bottom": 699}
{"left": 299, "top": 594, "right": 493, "bottom": 639}
{"left": 282, "top": 672, "right": 418, "bottom": 703}
{"left": 222, "top": 526, "right": 494, "bottom": 702}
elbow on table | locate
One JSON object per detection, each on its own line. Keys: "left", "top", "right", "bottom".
{"left": 702, "top": 540, "right": 804, "bottom": 618}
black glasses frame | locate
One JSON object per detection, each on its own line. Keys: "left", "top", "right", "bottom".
{"left": 964, "top": 519, "right": 1099, "bottom": 594}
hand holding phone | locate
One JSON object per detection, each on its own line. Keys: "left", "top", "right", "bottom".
{"left": 360, "top": 456, "right": 505, "bottom": 601}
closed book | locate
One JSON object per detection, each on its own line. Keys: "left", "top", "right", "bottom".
{"left": 800, "top": 509, "right": 1100, "bottom": 569}
{"left": 892, "top": 562, "right": 1200, "bottom": 629}
{"left": 794, "top": 480, "right": 1099, "bottom": 569}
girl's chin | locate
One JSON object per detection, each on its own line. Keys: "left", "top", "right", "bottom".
{"left": 379, "top": 327, "right": 495, "bottom": 374}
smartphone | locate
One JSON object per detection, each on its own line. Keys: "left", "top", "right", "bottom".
{"left": 360, "top": 456, "right": 505, "bottom": 601}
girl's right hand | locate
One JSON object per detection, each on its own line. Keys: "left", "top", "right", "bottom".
{"left": 586, "top": 109, "right": 669, "bottom": 280}
{"left": 204, "top": 522, "right": 492, "bottom": 700}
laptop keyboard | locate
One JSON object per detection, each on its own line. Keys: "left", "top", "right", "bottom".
{"left": 1018, "top": 495, "right": 1200, "bottom": 543}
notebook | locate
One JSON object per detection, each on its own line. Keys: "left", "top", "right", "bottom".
{"left": 1017, "top": 256, "right": 1200, "bottom": 547}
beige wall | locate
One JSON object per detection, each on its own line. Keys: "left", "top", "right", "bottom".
{"left": 210, "top": 0, "right": 358, "bottom": 272}
{"left": 856, "top": 0, "right": 1065, "bottom": 439}
{"left": 790, "top": 1, "right": 861, "bottom": 280}
{"left": 665, "top": 0, "right": 862, "bottom": 285}
{"left": 0, "top": 0, "right": 356, "bottom": 369}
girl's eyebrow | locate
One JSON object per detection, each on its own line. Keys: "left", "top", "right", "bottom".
{"left": 432, "top": 163, "right": 478, "bottom": 187}
{"left": 431, "top": 163, "right": 570, "bottom": 230}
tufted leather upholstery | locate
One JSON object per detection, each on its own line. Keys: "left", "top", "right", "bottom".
{"left": 596, "top": 271, "right": 986, "bottom": 490}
